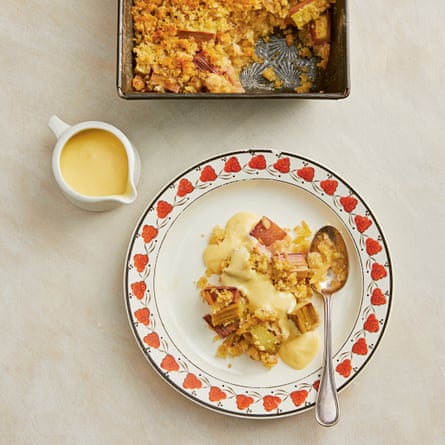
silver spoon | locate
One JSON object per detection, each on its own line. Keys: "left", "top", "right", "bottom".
{"left": 310, "top": 226, "right": 349, "bottom": 427}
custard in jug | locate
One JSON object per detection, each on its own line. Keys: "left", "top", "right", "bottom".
{"left": 59, "top": 129, "right": 129, "bottom": 197}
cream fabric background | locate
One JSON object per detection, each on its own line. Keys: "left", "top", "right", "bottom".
{"left": 1, "top": 1, "right": 444, "bottom": 443}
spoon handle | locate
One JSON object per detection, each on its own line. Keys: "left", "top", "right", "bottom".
{"left": 315, "top": 294, "right": 339, "bottom": 426}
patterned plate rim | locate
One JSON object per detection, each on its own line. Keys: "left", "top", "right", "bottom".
{"left": 123, "top": 149, "right": 393, "bottom": 419}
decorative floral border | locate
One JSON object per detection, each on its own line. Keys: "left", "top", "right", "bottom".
{"left": 124, "top": 149, "right": 392, "bottom": 418}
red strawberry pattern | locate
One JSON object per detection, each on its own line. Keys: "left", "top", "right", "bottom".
{"left": 371, "top": 288, "right": 387, "bottom": 306}
{"left": 200, "top": 165, "right": 217, "bottom": 182}
{"left": 364, "top": 313, "right": 379, "bottom": 333}
{"left": 354, "top": 215, "right": 372, "bottom": 233}
{"left": 248, "top": 154, "right": 267, "bottom": 170}
{"left": 263, "top": 395, "right": 281, "bottom": 412}
{"left": 224, "top": 156, "right": 241, "bottom": 173}
{"left": 131, "top": 281, "right": 146, "bottom": 300}
{"left": 143, "top": 332, "right": 160, "bottom": 349}
{"left": 142, "top": 224, "right": 158, "bottom": 243}
{"left": 134, "top": 254, "right": 148, "bottom": 273}
{"left": 336, "top": 359, "right": 352, "bottom": 377}
{"left": 134, "top": 307, "right": 150, "bottom": 325}
{"left": 183, "top": 373, "right": 202, "bottom": 390}
{"left": 320, "top": 179, "right": 338, "bottom": 195}
{"left": 366, "top": 238, "right": 382, "bottom": 256}
{"left": 177, "top": 178, "right": 194, "bottom": 197}
{"left": 273, "top": 157, "right": 290, "bottom": 173}
{"left": 209, "top": 386, "right": 227, "bottom": 402}
{"left": 160, "top": 354, "right": 180, "bottom": 372}
{"left": 126, "top": 151, "right": 392, "bottom": 416}
{"left": 371, "top": 263, "right": 387, "bottom": 280}
{"left": 157, "top": 200, "right": 173, "bottom": 218}
{"left": 340, "top": 196, "right": 358, "bottom": 213}
{"left": 297, "top": 166, "right": 315, "bottom": 181}
{"left": 236, "top": 394, "right": 254, "bottom": 410}
{"left": 352, "top": 337, "right": 368, "bottom": 355}
{"left": 290, "top": 390, "right": 308, "bottom": 407}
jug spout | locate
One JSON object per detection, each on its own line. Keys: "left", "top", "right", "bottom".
{"left": 116, "top": 181, "right": 138, "bottom": 205}
{"left": 120, "top": 144, "right": 141, "bottom": 204}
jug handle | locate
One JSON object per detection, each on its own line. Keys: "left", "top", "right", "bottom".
{"left": 48, "top": 115, "right": 70, "bottom": 139}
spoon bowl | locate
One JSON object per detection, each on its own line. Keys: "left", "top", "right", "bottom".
{"left": 310, "top": 225, "right": 349, "bottom": 426}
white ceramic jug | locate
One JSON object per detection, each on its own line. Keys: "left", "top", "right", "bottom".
{"left": 48, "top": 115, "right": 140, "bottom": 211}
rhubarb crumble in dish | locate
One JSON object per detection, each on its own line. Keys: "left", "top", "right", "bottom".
{"left": 197, "top": 212, "right": 337, "bottom": 370}
{"left": 131, "top": 0, "right": 336, "bottom": 94}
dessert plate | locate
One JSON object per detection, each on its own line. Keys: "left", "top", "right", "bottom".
{"left": 124, "top": 149, "right": 392, "bottom": 418}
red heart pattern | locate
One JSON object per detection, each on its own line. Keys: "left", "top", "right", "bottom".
{"left": 160, "top": 354, "right": 180, "bottom": 372}
{"left": 248, "top": 154, "right": 266, "bottom": 170}
{"left": 131, "top": 281, "right": 146, "bottom": 300}
{"left": 340, "top": 195, "right": 358, "bottom": 213}
{"left": 296, "top": 166, "right": 314, "bottom": 181}
{"left": 371, "top": 262, "right": 387, "bottom": 281}
{"left": 134, "top": 308, "right": 150, "bottom": 326}
{"left": 263, "top": 395, "right": 281, "bottom": 412}
{"left": 352, "top": 337, "right": 368, "bottom": 355}
{"left": 366, "top": 238, "right": 382, "bottom": 256}
{"left": 364, "top": 313, "right": 379, "bottom": 332}
{"left": 224, "top": 156, "right": 241, "bottom": 173}
{"left": 142, "top": 224, "right": 158, "bottom": 243}
{"left": 133, "top": 254, "right": 148, "bottom": 272}
{"left": 183, "top": 373, "right": 202, "bottom": 390}
{"left": 157, "top": 200, "right": 173, "bottom": 218}
{"left": 126, "top": 151, "right": 391, "bottom": 416}
{"left": 320, "top": 179, "right": 338, "bottom": 195}
{"left": 371, "top": 288, "right": 386, "bottom": 306}
{"left": 236, "top": 394, "right": 254, "bottom": 410}
{"left": 336, "top": 359, "right": 352, "bottom": 377}
{"left": 209, "top": 386, "right": 227, "bottom": 402}
{"left": 143, "top": 332, "right": 160, "bottom": 349}
{"left": 273, "top": 157, "right": 290, "bottom": 173}
{"left": 290, "top": 390, "right": 308, "bottom": 407}
{"left": 354, "top": 215, "right": 372, "bottom": 233}
{"left": 177, "top": 178, "right": 194, "bottom": 197}
{"left": 200, "top": 165, "right": 217, "bottom": 182}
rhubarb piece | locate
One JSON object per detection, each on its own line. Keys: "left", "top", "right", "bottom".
{"left": 288, "top": 302, "right": 320, "bottom": 333}
{"left": 211, "top": 302, "right": 243, "bottom": 326}
{"left": 310, "top": 12, "right": 331, "bottom": 44}
{"left": 288, "top": 0, "right": 332, "bottom": 29}
{"left": 275, "top": 253, "right": 309, "bottom": 279}
{"left": 250, "top": 217, "right": 287, "bottom": 246}
{"left": 249, "top": 325, "right": 280, "bottom": 353}
{"left": 201, "top": 286, "right": 239, "bottom": 305}
{"left": 177, "top": 30, "right": 216, "bottom": 41}
{"left": 193, "top": 51, "right": 219, "bottom": 73}
{"left": 214, "top": 322, "right": 238, "bottom": 338}
{"left": 203, "top": 314, "right": 238, "bottom": 338}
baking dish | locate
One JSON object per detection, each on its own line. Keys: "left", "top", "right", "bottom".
{"left": 117, "top": 0, "right": 349, "bottom": 99}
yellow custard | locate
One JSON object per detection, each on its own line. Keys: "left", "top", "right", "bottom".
{"left": 201, "top": 211, "right": 320, "bottom": 370}
{"left": 60, "top": 129, "right": 129, "bottom": 197}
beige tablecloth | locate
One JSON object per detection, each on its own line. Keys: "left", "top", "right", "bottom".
{"left": 1, "top": 1, "right": 444, "bottom": 443}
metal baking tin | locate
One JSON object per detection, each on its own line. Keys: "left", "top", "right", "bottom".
{"left": 117, "top": 0, "right": 349, "bottom": 99}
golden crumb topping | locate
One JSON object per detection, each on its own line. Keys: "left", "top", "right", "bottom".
{"left": 198, "top": 212, "right": 338, "bottom": 370}
{"left": 131, "top": 0, "right": 336, "bottom": 93}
